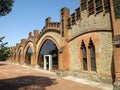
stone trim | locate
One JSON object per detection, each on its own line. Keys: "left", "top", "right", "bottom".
{"left": 36, "top": 29, "right": 60, "bottom": 44}
{"left": 68, "top": 30, "right": 112, "bottom": 42}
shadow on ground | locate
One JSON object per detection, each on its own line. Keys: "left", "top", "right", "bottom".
{"left": 0, "top": 61, "right": 7, "bottom": 66}
{"left": 0, "top": 76, "right": 57, "bottom": 90}
{"left": 0, "top": 63, "right": 6, "bottom": 66}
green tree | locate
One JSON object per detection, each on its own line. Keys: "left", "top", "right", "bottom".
{"left": 0, "top": 37, "right": 10, "bottom": 61}
{"left": 0, "top": 0, "right": 14, "bottom": 16}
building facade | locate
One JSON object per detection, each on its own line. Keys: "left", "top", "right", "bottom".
{"left": 8, "top": 0, "right": 120, "bottom": 89}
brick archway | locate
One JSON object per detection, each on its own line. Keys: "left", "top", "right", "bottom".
{"left": 36, "top": 36, "right": 61, "bottom": 70}
{"left": 38, "top": 36, "right": 60, "bottom": 51}
{"left": 24, "top": 41, "right": 35, "bottom": 65}
{"left": 17, "top": 46, "right": 23, "bottom": 64}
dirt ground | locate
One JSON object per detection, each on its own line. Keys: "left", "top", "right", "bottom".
{"left": 0, "top": 61, "right": 104, "bottom": 90}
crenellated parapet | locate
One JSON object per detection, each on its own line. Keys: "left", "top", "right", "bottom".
{"left": 28, "top": 32, "right": 34, "bottom": 41}
{"left": 21, "top": 39, "right": 27, "bottom": 45}
{"left": 26, "top": 30, "right": 40, "bottom": 44}
{"left": 16, "top": 43, "right": 21, "bottom": 51}
{"left": 64, "top": 0, "right": 111, "bottom": 41}
{"left": 67, "top": 0, "right": 110, "bottom": 30}
{"left": 67, "top": 7, "right": 81, "bottom": 29}
{"left": 42, "top": 17, "right": 61, "bottom": 31}
{"left": 33, "top": 30, "right": 39, "bottom": 43}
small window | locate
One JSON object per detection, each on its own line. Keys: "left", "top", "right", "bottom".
{"left": 95, "top": 0, "right": 103, "bottom": 14}
{"left": 62, "top": 20, "right": 64, "bottom": 37}
{"left": 76, "top": 7, "right": 80, "bottom": 20}
{"left": 88, "top": 0, "right": 94, "bottom": 15}
{"left": 88, "top": 38, "right": 96, "bottom": 71}
{"left": 114, "top": 0, "right": 120, "bottom": 18}
{"left": 71, "top": 13, "right": 76, "bottom": 25}
{"left": 104, "top": 0, "right": 110, "bottom": 12}
{"left": 81, "top": 0, "right": 87, "bottom": 11}
{"left": 67, "top": 18, "right": 71, "bottom": 29}
{"left": 81, "top": 40, "right": 88, "bottom": 70}
{"left": 61, "top": 8, "right": 64, "bottom": 19}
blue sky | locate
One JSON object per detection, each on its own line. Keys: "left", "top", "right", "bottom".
{"left": 0, "top": 0, "right": 80, "bottom": 47}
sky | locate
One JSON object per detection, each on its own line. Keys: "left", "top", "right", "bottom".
{"left": 0, "top": 0, "right": 80, "bottom": 47}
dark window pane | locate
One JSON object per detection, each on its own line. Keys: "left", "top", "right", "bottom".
{"left": 114, "top": 0, "right": 120, "bottom": 18}
{"left": 88, "top": 39, "right": 96, "bottom": 71}
{"left": 88, "top": 0, "right": 94, "bottom": 15}
{"left": 76, "top": 7, "right": 80, "bottom": 20}
{"left": 26, "top": 47, "right": 32, "bottom": 65}
{"left": 40, "top": 39, "right": 58, "bottom": 70}
{"left": 19, "top": 50, "right": 22, "bottom": 56}
{"left": 81, "top": 40, "right": 88, "bottom": 70}
{"left": 81, "top": 0, "right": 86, "bottom": 11}
{"left": 71, "top": 13, "right": 76, "bottom": 25}
{"left": 67, "top": 18, "right": 71, "bottom": 29}
{"left": 95, "top": 0, "right": 103, "bottom": 14}
{"left": 104, "top": 0, "right": 110, "bottom": 12}
{"left": 18, "top": 50, "right": 22, "bottom": 63}
{"left": 62, "top": 20, "right": 64, "bottom": 37}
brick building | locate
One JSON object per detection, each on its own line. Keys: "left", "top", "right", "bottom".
{"left": 8, "top": 0, "right": 120, "bottom": 89}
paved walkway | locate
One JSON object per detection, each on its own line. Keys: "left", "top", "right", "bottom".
{"left": 0, "top": 61, "right": 113, "bottom": 90}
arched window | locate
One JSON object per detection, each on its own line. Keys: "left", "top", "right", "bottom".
{"left": 88, "top": 38, "right": 96, "bottom": 71}
{"left": 26, "top": 47, "right": 32, "bottom": 65}
{"left": 39, "top": 39, "right": 58, "bottom": 70}
{"left": 18, "top": 50, "right": 22, "bottom": 63}
{"left": 81, "top": 40, "right": 87, "bottom": 70}
{"left": 19, "top": 50, "right": 22, "bottom": 56}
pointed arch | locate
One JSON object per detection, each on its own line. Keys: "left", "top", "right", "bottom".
{"left": 24, "top": 41, "right": 34, "bottom": 65}
{"left": 81, "top": 40, "right": 87, "bottom": 70}
{"left": 17, "top": 46, "right": 23, "bottom": 64}
{"left": 25, "top": 47, "right": 32, "bottom": 65}
{"left": 18, "top": 50, "right": 22, "bottom": 63}
{"left": 36, "top": 36, "right": 60, "bottom": 70}
{"left": 88, "top": 38, "right": 96, "bottom": 71}
{"left": 36, "top": 36, "right": 60, "bottom": 62}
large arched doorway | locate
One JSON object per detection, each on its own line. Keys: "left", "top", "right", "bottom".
{"left": 38, "top": 39, "right": 58, "bottom": 70}
{"left": 25, "top": 47, "right": 32, "bottom": 65}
